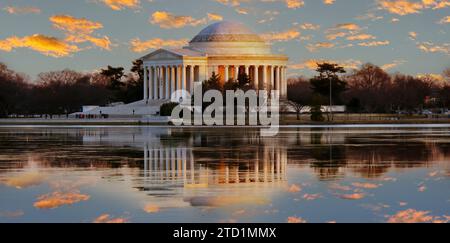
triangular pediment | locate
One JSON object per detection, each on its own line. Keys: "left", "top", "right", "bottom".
{"left": 141, "top": 49, "right": 183, "bottom": 61}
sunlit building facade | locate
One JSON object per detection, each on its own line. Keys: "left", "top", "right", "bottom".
{"left": 141, "top": 21, "right": 289, "bottom": 103}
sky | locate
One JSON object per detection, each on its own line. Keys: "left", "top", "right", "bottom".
{"left": 0, "top": 0, "right": 449, "bottom": 80}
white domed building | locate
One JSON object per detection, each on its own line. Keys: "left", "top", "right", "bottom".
{"left": 141, "top": 21, "right": 288, "bottom": 103}
{"left": 73, "top": 21, "right": 288, "bottom": 117}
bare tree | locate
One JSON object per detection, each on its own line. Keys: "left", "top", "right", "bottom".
{"left": 345, "top": 63, "right": 391, "bottom": 113}
{"left": 287, "top": 77, "right": 312, "bottom": 120}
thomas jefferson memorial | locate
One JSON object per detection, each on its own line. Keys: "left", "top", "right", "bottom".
{"left": 142, "top": 21, "right": 289, "bottom": 102}
{"left": 76, "top": 21, "right": 288, "bottom": 116}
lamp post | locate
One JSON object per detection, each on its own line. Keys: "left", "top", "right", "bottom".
{"left": 330, "top": 78, "right": 333, "bottom": 122}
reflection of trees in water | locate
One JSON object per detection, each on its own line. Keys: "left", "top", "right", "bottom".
{"left": 0, "top": 127, "right": 449, "bottom": 181}
{"left": 0, "top": 129, "right": 143, "bottom": 170}
{"left": 287, "top": 129, "right": 450, "bottom": 180}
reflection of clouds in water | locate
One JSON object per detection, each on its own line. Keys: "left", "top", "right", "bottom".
{"left": 302, "top": 193, "right": 322, "bottom": 201}
{"left": 2, "top": 172, "right": 46, "bottom": 189}
{"left": 287, "top": 216, "right": 307, "bottom": 223}
{"left": 387, "top": 209, "right": 450, "bottom": 223}
{"left": 418, "top": 182, "right": 427, "bottom": 192}
{"left": 337, "top": 193, "right": 365, "bottom": 200}
{"left": 288, "top": 184, "right": 301, "bottom": 193}
{"left": 93, "top": 214, "right": 128, "bottom": 223}
{"left": 0, "top": 210, "right": 24, "bottom": 218}
{"left": 360, "top": 203, "right": 390, "bottom": 212}
{"left": 428, "top": 171, "right": 439, "bottom": 177}
{"left": 328, "top": 183, "right": 352, "bottom": 191}
{"left": 34, "top": 191, "right": 90, "bottom": 209}
{"left": 32, "top": 175, "right": 96, "bottom": 209}
{"left": 143, "top": 204, "right": 160, "bottom": 213}
{"left": 0, "top": 126, "right": 449, "bottom": 223}
{"left": 351, "top": 182, "right": 380, "bottom": 189}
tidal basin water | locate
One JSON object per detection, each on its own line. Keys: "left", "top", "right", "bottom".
{"left": 0, "top": 126, "right": 449, "bottom": 223}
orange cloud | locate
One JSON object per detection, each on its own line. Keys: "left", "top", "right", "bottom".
{"left": 286, "top": 0, "right": 305, "bottom": 8}
{"left": 378, "top": 0, "right": 424, "bottom": 15}
{"left": 0, "top": 210, "right": 24, "bottom": 218}
{"left": 325, "top": 23, "right": 361, "bottom": 40}
{"left": 378, "top": 0, "right": 449, "bottom": 15}
{"left": 302, "top": 193, "right": 322, "bottom": 200}
{"left": 93, "top": 214, "right": 128, "bottom": 223}
{"left": 100, "top": 0, "right": 140, "bottom": 11}
{"left": 323, "top": 0, "right": 336, "bottom": 4}
{"left": 328, "top": 183, "right": 352, "bottom": 191}
{"left": 207, "top": 13, "right": 223, "bottom": 21}
{"left": 0, "top": 34, "right": 79, "bottom": 57}
{"left": 337, "top": 193, "right": 365, "bottom": 200}
{"left": 299, "top": 23, "right": 320, "bottom": 30}
{"left": 287, "top": 184, "right": 302, "bottom": 193}
{"left": 290, "top": 59, "right": 362, "bottom": 70}
{"left": 306, "top": 42, "right": 335, "bottom": 52}
{"left": 2, "top": 172, "right": 46, "bottom": 189}
{"left": 3, "top": 6, "right": 41, "bottom": 14}
{"left": 439, "top": 16, "right": 450, "bottom": 24}
{"left": 347, "top": 34, "right": 376, "bottom": 41}
{"left": 358, "top": 40, "right": 390, "bottom": 47}
{"left": 50, "top": 15, "right": 111, "bottom": 50}
{"left": 143, "top": 204, "right": 160, "bottom": 213}
{"left": 34, "top": 191, "right": 90, "bottom": 209}
{"left": 333, "top": 23, "right": 361, "bottom": 31}
{"left": 381, "top": 59, "right": 406, "bottom": 70}
{"left": 351, "top": 182, "right": 380, "bottom": 189}
{"left": 417, "top": 42, "right": 450, "bottom": 54}
{"left": 262, "top": 29, "right": 301, "bottom": 42}
{"left": 287, "top": 216, "right": 307, "bottom": 223}
{"left": 129, "top": 38, "right": 188, "bottom": 52}
{"left": 150, "top": 11, "right": 210, "bottom": 29}
{"left": 387, "top": 209, "right": 450, "bottom": 223}
{"left": 216, "top": 0, "right": 246, "bottom": 7}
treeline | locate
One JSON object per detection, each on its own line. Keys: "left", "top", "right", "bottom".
{"left": 0, "top": 60, "right": 144, "bottom": 118}
{"left": 288, "top": 63, "right": 450, "bottom": 116}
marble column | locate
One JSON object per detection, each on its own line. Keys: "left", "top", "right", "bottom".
{"left": 245, "top": 65, "right": 249, "bottom": 76}
{"left": 153, "top": 66, "right": 158, "bottom": 100}
{"left": 254, "top": 65, "right": 259, "bottom": 90}
{"left": 181, "top": 65, "right": 186, "bottom": 91}
{"left": 277, "top": 66, "right": 281, "bottom": 91}
{"left": 159, "top": 67, "right": 164, "bottom": 100}
{"left": 270, "top": 66, "right": 275, "bottom": 92}
{"left": 262, "top": 65, "right": 267, "bottom": 91}
{"left": 171, "top": 66, "right": 176, "bottom": 96}
{"left": 165, "top": 66, "right": 170, "bottom": 99}
{"left": 234, "top": 66, "right": 239, "bottom": 81}
{"left": 190, "top": 65, "right": 194, "bottom": 94}
{"left": 224, "top": 65, "right": 229, "bottom": 82}
{"left": 143, "top": 65, "right": 148, "bottom": 101}
{"left": 149, "top": 67, "right": 154, "bottom": 100}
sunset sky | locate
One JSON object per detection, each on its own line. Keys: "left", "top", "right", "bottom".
{"left": 0, "top": 0, "right": 449, "bottom": 80}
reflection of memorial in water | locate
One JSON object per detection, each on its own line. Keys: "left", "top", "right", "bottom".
{"left": 141, "top": 143, "right": 287, "bottom": 190}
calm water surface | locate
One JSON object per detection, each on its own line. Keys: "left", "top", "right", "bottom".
{"left": 0, "top": 126, "right": 449, "bottom": 223}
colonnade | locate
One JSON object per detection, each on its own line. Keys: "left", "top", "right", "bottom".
{"left": 143, "top": 63, "right": 288, "bottom": 101}
{"left": 143, "top": 64, "right": 201, "bottom": 101}
{"left": 210, "top": 64, "right": 288, "bottom": 98}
